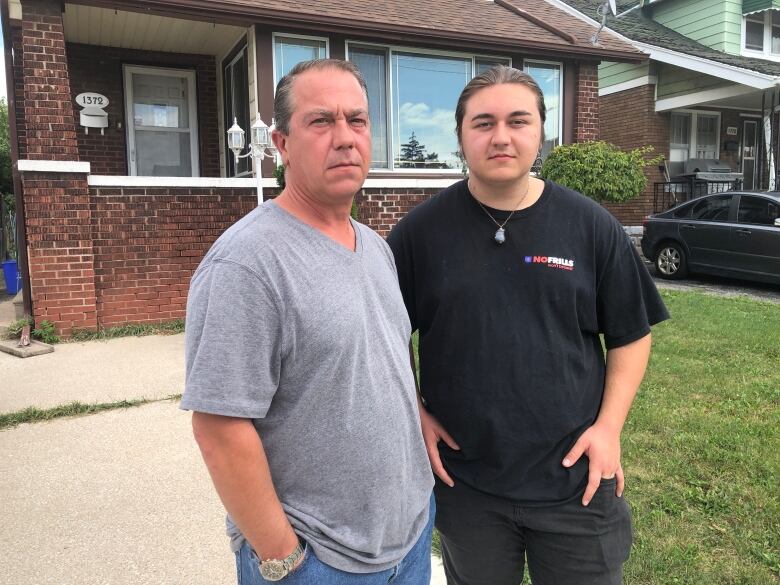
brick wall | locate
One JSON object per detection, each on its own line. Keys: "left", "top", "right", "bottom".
{"left": 600, "top": 84, "right": 669, "bottom": 225}
{"left": 575, "top": 61, "right": 600, "bottom": 142}
{"left": 23, "top": 171, "right": 97, "bottom": 336}
{"left": 89, "top": 187, "right": 262, "bottom": 327}
{"left": 11, "top": 21, "right": 26, "bottom": 159}
{"left": 19, "top": 0, "right": 79, "bottom": 160}
{"left": 356, "top": 189, "right": 440, "bottom": 237}
{"left": 67, "top": 44, "right": 220, "bottom": 177}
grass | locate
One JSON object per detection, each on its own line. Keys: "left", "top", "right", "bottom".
{"left": 3, "top": 319, "right": 184, "bottom": 344}
{"left": 69, "top": 319, "right": 185, "bottom": 341}
{"left": 622, "top": 290, "right": 779, "bottom": 584}
{"left": 421, "top": 289, "right": 780, "bottom": 584}
{"left": 0, "top": 394, "right": 182, "bottom": 430}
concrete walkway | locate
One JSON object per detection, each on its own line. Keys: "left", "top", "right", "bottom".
{"left": 0, "top": 332, "right": 446, "bottom": 585}
{"left": 0, "top": 333, "right": 186, "bottom": 412}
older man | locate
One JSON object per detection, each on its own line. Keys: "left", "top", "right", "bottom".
{"left": 181, "top": 59, "right": 434, "bottom": 585}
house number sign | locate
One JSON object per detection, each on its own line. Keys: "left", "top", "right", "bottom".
{"left": 76, "top": 93, "right": 109, "bottom": 108}
{"left": 76, "top": 93, "right": 109, "bottom": 134}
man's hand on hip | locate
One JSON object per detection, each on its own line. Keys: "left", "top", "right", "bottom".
{"left": 561, "top": 422, "right": 624, "bottom": 506}
{"left": 418, "top": 399, "right": 460, "bottom": 487}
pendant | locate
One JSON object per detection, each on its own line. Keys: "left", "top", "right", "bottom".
{"left": 494, "top": 228, "right": 506, "bottom": 244}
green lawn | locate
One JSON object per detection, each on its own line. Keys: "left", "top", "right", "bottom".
{"left": 623, "top": 290, "right": 779, "bottom": 584}
{"left": 422, "top": 289, "right": 780, "bottom": 584}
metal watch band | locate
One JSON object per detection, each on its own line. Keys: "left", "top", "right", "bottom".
{"left": 258, "top": 540, "right": 304, "bottom": 581}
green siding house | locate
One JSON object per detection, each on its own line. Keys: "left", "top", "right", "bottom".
{"left": 560, "top": 0, "right": 780, "bottom": 225}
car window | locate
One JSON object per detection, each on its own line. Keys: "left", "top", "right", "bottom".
{"left": 672, "top": 202, "right": 694, "bottom": 218}
{"left": 689, "top": 195, "right": 732, "bottom": 222}
{"left": 737, "top": 196, "right": 779, "bottom": 226}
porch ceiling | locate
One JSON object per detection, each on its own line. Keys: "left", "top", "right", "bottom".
{"left": 63, "top": 4, "right": 246, "bottom": 57}
{"left": 703, "top": 91, "right": 765, "bottom": 111}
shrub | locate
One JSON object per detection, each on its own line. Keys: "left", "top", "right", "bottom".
{"left": 273, "top": 164, "right": 286, "bottom": 189}
{"left": 540, "top": 141, "right": 662, "bottom": 203}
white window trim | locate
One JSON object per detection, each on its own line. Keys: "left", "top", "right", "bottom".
{"left": 123, "top": 65, "right": 200, "bottom": 177}
{"left": 345, "top": 40, "right": 513, "bottom": 173}
{"left": 522, "top": 58, "right": 564, "bottom": 154}
{"left": 671, "top": 109, "right": 722, "bottom": 161}
{"left": 741, "top": 10, "right": 780, "bottom": 61}
{"left": 271, "top": 32, "right": 330, "bottom": 89}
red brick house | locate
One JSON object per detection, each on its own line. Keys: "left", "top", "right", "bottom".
{"left": 2, "top": 0, "right": 642, "bottom": 336}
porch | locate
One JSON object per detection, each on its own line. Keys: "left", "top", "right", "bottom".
{"left": 5, "top": 0, "right": 641, "bottom": 335}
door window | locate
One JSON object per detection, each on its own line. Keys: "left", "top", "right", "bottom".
{"left": 738, "top": 196, "right": 779, "bottom": 226}
{"left": 689, "top": 195, "right": 732, "bottom": 222}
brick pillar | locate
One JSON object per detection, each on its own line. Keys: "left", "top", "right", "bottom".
{"left": 20, "top": 0, "right": 79, "bottom": 159}
{"left": 18, "top": 1, "right": 95, "bottom": 336}
{"left": 21, "top": 168, "right": 96, "bottom": 337}
{"left": 575, "top": 61, "right": 600, "bottom": 143}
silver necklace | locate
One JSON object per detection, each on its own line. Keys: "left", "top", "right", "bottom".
{"left": 472, "top": 181, "right": 531, "bottom": 245}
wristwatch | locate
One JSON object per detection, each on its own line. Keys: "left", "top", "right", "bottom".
{"left": 259, "top": 540, "right": 305, "bottom": 581}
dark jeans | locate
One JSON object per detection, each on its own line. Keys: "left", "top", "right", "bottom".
{"left": 434, "top": 477, "right": 632, "bottom": 585}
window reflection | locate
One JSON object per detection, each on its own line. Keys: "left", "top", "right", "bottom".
{"left": 391, "top": 52, "right": 471, "bottom": 169}
{"left": 351, "top": 47, "right": 389, "bottom": 169}
{"left": 274, "top": 36, "right": 327, "bottom": 85}
{"left": 524, "top": 62, "right": 561, "bottom": 160}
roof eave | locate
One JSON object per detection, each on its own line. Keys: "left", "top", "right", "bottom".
{"left": 632, "top": 40, "right": 780, "bottom": 88}
{"left": 66, "top": 0, "right": 645, "bottom": 62}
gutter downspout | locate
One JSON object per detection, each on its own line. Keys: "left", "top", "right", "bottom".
{"left": 1, "top": 0, "right": 31, "bottom": 316}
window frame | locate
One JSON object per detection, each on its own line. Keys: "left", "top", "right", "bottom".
{"left": 345, "top": 40, "right": 513, "bottom": 173}
{"left": 741, "top": 10, "right": 780, "bottom": 61}
{"left": 271, "top": 32, "right": 330, "bottom": 88}
{"left": 522, "top": 58, "right": 564, "bottom": 158}
{"left": 223, "top": 41, "right": 252, "bottom": 178}
{"left": 669, "top": 109, "right": 721, "bottom": 169}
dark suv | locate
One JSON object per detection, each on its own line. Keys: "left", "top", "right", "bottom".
{"left": 641, "top": 191, "right": 780, "bottom": 285}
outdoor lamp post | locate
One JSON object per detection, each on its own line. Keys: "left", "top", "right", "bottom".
{"left": 228, "top": 115, "right": 277, "bottom": 205}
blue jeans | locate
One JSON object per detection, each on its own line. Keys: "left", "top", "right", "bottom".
{"left": 236, "top": 496, "right": 435, "bottom": 585}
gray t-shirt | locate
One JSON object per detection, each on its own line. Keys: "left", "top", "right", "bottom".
{"left": 181, "top": 201, "right": 433, "bottom": 573}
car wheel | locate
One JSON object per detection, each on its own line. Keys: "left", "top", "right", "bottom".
{"left": 655, "top": 242, "right": 688, "bottom": 279}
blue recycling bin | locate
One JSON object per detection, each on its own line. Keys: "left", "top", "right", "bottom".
{"left": 2, "top": 259, "right": 20, "bottom": 295}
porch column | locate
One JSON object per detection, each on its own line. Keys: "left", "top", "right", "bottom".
{"left": 575, "top": 61, "right": 600, "bottom": 142}
{"left": 18, "top": 163, "right": 97, "bottom": 337}
{"left": 17, "top": 0, "right": 96, "bottom": 336}
{"left": 20, "top": 0, "right": 79, "bottom": 159}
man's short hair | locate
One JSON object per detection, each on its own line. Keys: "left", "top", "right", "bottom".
{"left": 273, "top": 59, "right": 369, "bottom": 135}
{"left": 455, "top": 65, "right": 547, "bottom": 144}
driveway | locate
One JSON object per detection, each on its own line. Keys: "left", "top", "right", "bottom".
{"left": 644, "top": 262, "right": 780, "bottom": 304}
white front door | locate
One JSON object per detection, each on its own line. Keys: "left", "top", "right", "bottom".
{"left": 124, "top": 65, "right": 199, "bottom": 176}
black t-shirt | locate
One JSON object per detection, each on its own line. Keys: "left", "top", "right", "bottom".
{"left": 387, "top": 179, "right": 669, "bottom": 504}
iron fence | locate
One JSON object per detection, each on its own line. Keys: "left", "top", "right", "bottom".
{"left": 653, "top": 178, "right": 743, "bottom": 213}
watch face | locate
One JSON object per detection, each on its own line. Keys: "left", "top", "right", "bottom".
{"left": 260, "top": 560, "right": 287, "bottom": 581}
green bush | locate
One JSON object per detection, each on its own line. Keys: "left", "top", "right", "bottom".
{"left": 273, "top": 164, "right": 286, "bottom": 189}
{"left": 32, "top": 320, "right": 59, "bottom": 344}
{"left": 540, "top": 141, "right": 662, "bottom": 203}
